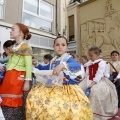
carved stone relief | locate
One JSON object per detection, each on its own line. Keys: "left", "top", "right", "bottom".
{"left": 105, "top": 0, "right": 114, "bottom": 16}
{"left": 114, "top": 14, "right": 120, "bottom": 29}
{"left": 80, "top": 0, "right": 120, "bottom": 59}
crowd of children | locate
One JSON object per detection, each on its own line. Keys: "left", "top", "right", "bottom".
{"left": 0, "top": 23, "right": 119, "bottom": 120}
{"left": 79, "top": 47, "right": 118, "bottom": 120}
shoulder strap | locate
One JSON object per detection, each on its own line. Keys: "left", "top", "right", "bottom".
{"left": 13, "top": 55, "right": 21, "bottom": 69}
{"left": 108, "top": 62, "right": 118, "bottom": 74}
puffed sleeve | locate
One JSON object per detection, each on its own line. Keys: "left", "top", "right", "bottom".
{"left": 37, "top": 63, "right": 50, "bottom": 70}
{"left": 93, "top": 60, "right": 106, "bottom": 83}
{"left": 104, "top": 62, "right": 110, "bottom": 78}
{"left": 16, "top": 43, "right": 33, "bottom": 56}
{"left": 17, "top": 43, "right": 33, "bottom": 80}
{"left": 62, "top": 57, "right": 85, "bottom": 79}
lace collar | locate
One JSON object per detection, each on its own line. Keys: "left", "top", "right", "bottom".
{"left": 12, "top": 41, "right": 25, "bottom": 52}
{"left": 89, "top": 59, "right": 103, "bottom": 65}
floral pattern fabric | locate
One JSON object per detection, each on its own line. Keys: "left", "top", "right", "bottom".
{"left": 79, "top": 77, "right": 118, "bottom": 120}
{"left": 15, "top": 43, "right": 33, "bottom": 56}
{"left": 26, "top": 84, "right": 93, "bottom": 120}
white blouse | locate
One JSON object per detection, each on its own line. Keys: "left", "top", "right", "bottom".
{"left": 105, "top": 61, "right": 120, "bottom": 79}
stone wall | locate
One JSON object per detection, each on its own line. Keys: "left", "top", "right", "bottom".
{"left": 78, "top": 0, "right": 120, "bottom": 60}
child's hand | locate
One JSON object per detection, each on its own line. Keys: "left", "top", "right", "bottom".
{"left": 53, "top": 63, "right": 65, "bottom": 75}
{"left": 109, "top": 77, "right": 113, "bottom": 81}
{"left": 23, "top": 80, "right": 30, "bottom": 91}
{"left": 63, "top": 77, "right": 69, "bottom": 82}
{"left": 0, "top": 66, "right": 4, "bottom": 72}
{"left": 89, "top": 81, "right": 96, "bottom": 88}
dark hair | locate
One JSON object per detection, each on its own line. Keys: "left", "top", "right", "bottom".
{"left": 44, "top": 54, "right": 53, "bottom": 61}
{"left": 72, "top": 54, "right": 79, "bottom": 59}
{"left": 89, "top": 46, "right": 101, "bottom": 55}
{"left": 15, "top": 23, "right": 31, "bottom": 40}
{"left": 32, "top": 56, "right": 35, "bottom": 59}
{"left": 3, "top": 40, "right": 16, "bottom": 48}
{"left": 54, "top": 36, "right": 68, "bottom": 46}
{"left": 3, "top": 52, "right": 8, "bottom": 57}
{"left": 82, "top": 55, "right": 88, "bottom": 61}
{"left": 111, "top": 50, "right": 119, "bottom": 56}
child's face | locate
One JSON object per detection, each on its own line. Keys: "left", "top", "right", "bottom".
{"left": 10, "top": 24, "right": 21, "bottom": 40}
{"left": 89, "top": 51, "right": 99, "bottom": 61}
{"left": 111, "top": 53, "right": 119, "bottom": 61}
{"left": 4, "top": 45, "right": 14, "bottom": 55}
{"left": 44, "top": 58, "right": 49, "bottom": 64}
{"left": 3, "top": 55, "right": 6, "bottom": 58}
{"left": 54, "top": 38, "right": 67, "bottom": 56}
{"left": 81, "top": 57, "right": 87, "bottom": 64}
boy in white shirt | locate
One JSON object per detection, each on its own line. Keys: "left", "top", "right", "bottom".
{"left": 105, "top": 50, "right": 120, "bottom": 107}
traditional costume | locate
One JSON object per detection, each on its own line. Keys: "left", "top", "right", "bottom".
{"left": 0, "top": 41, "right": 32, "bottom": 120}
{"left": 83, "top": 60, "right": 90, "bottom": 72}
{"left": 105, "top": 61, "right": 120, "bottom": 107}
{"left": 26, "top": 53, "right": 93, "bottom": 120}
{"left": 79, "top": 59, "right": 118, "bottom": 120}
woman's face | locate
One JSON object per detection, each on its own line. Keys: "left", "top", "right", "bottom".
{"left": 10, "top": 24, "right": 21, "bottom": 39}
{"left": 89, "top": 51, "right": 99, "bottom": 61}
{"left": 54, "top": 38, "right": 67, "bottom": 56}
{"left": 111, "top": 53, "right": 119, "bottom": 61}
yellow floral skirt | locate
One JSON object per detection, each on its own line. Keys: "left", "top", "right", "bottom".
{"left": 26, "top": 84, "right": 93, "bottom": 120}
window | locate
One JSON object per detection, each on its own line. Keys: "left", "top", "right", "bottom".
{"left": 40, "top": 1, "right": 52, "bottom": 20}
{"left": 69, "top": 15, "right": 75, "bottom": 41}
{"left": 69, "top": 0, "right": 88, "bottom": 4}
{"left": 24, "top": 0, "right": 39, "bottom": 14}
{"left": 0, "top": 0, "right": 4, "bottom": 19}
{"left": 23, "top": 0, "right": 53, "bottom": 32}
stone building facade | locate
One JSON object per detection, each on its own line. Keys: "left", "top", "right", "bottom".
{"left": 0, "top": 0, "right": 69, "bottom": 61}
{"left": 67, "top": 0, "right": 120, "bottom": 60}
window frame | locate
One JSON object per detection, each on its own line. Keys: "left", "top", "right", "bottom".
{"left": 0, "top": 0, "right": 4, "bottom": 20}
{"left": 39, "top": 0, "right": 53, "bottom": 21}
{"left": 22, "top": 0, "right": 53, "bottom": 31}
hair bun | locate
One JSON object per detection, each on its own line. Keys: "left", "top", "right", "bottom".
{"left": 25, "top": 33, "right": 32, "bottom": 40}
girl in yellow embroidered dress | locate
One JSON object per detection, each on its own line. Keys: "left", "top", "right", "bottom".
{"left": 26, "top": 36, "right": 93, "bottom": 120}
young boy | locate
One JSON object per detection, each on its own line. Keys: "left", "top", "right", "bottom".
{"left": 105, "top": 50, "right": 120, "bottom": 107}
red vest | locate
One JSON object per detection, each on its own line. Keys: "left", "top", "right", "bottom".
{"left": 89, "top": 61, "right": 101, "bottom": 80}
{"left": 84, "top": 67, "right": 86, "bottom": 72}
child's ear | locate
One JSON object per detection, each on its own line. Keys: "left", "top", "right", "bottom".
{"left": 19, "top": 31, "right": 23, "bottom": 36}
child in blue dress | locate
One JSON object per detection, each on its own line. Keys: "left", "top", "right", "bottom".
{"left": 26, "top": 36, "right": 93, "bottom": 120}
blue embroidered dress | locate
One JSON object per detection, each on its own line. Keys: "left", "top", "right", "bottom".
{"left": 26, "top": 53, "right": 93, "bottom": 120}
